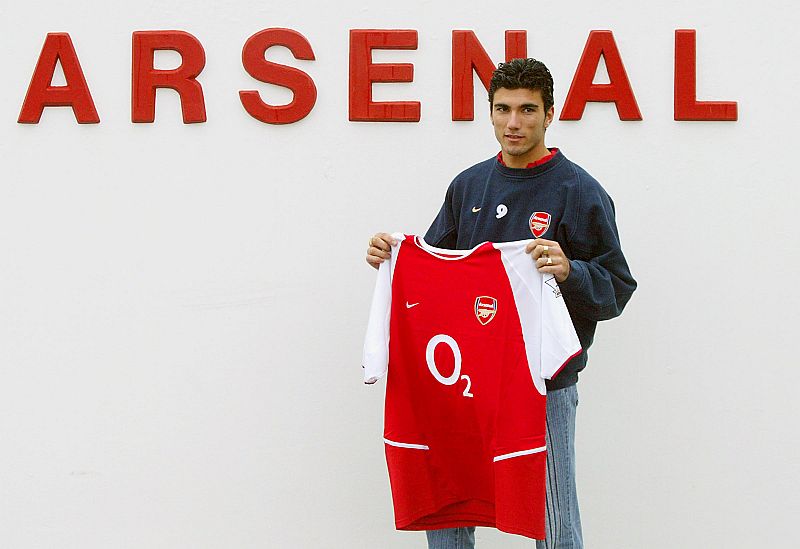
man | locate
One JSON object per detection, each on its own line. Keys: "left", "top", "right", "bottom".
{"left": 365, "top": 58, "right": 636, "bottom": 549}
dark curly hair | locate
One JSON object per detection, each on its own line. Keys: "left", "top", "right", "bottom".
{"left": 488, "top": 58, "right": 554, "bottom": 112}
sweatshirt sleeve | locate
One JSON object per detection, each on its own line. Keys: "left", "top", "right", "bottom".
{"left": 558, "top": 175, "right": 637, "bottom": 322}
{"left": 424, "top": 181, "right": 458, "bottom": 249}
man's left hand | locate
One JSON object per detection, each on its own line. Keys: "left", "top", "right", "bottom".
{"left": 526, "top": 238, "right": 571, "bottom": 283}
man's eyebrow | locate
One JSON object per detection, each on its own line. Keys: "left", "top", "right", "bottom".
{"left": 493, "top": 102, "right": 540, "bottom": 109}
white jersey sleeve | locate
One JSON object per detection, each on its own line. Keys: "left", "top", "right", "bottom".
{"left": 539, "top": 270, "right": 582, "bottom": 381}
{"left": 496, "top": 240, "right": 581, "bottom": 392}
{"left": 362, "top": 233, "right": 405, "bottom": 384}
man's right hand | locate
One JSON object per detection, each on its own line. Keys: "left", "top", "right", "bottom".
{"left": 366, "top": 233, "right": 396, "bottom": 269}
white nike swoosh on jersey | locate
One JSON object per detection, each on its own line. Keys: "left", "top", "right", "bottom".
{"left": 472, "top": 207, "right": 481, "bottom": 212}
{"left": 406, "top": 302, "right": 420, "bottom": 308}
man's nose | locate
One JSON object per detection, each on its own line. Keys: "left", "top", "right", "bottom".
{"left": 507, "top": 111, "right": 520, "bottom": 129}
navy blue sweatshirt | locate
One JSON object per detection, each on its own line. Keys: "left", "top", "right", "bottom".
{"left": 424, "top": 149, "right": 637, "bottom": 390}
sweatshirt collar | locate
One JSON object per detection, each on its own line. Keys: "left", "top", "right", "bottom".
{"left": 496, "top": 147, "right": 559, "bottom": 169}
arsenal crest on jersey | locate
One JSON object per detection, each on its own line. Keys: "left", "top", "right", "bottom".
{"left": 529, "top": 211, "right": 551, "bottom": 238}
{"left": 474, "top": 296, "right": 497, "bottom": 325}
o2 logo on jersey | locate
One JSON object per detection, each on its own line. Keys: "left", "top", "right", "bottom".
{"left": 529, "top": 211, "right": 551, "bottom": 238}
{"left": 426, "top": 335, "right": 473, "bottom": 398}
{"left": 474, "top": 296, "right": 497, "bottom": 325}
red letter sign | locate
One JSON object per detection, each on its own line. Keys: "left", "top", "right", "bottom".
{"left": 674, "top": 30, "right": 737, "bottom": 121}
{"left": 18, "top": 33, "right": 99, "bottom": 124}
{"left": 349, "top": 29, "right": 420, "bottom": 122}
{"left": 132, "top": 31, "right": 207, "bottom": 123}
{"left": 561, "top": 30, "right": 642, "bottom": 121}
{"left": 240, "top": 28, "right": 317, "bottom": 124}
{"left": 451, "top": 30, "right": 527, "bottom": 121}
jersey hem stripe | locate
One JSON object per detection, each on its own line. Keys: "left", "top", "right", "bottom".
{"left": 492, "top": 445, "right": 546, "bottom": 462}
{"left": 384, "top": 438, "right": 430, "bottom": 450}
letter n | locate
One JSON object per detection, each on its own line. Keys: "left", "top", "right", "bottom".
{"left": 451, "top": 30, "right": 527, "bottom": 121}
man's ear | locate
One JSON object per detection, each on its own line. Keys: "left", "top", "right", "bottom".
{"left": 544, "top": 106, "right": 555, "bottom": 128}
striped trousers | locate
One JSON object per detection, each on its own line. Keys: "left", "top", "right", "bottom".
{"left": 425, "top": 384, "right": 583, "bottom": 549}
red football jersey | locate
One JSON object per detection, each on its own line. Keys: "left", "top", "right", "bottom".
{"left": 363, "top": 234, "right": 581, "bottom": 540}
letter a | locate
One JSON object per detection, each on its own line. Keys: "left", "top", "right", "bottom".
{"left": 18, "top": 33, "right": 100, "bottom": 124}
{"left": 560, "top": 30, "right": 641, "bottom": 121}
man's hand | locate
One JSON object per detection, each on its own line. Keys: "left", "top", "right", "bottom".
{"left": 526, "top": 238, "right": 571, "bottom": 283}
{"left": 366, "top": 232, "right": 396, "bottom": 269}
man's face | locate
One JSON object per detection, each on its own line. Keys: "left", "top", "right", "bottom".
{"left": 490, "top": 87, "right": 554, "bottom": 166}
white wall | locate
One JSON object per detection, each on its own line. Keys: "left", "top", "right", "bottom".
{"left": 1, "top": 1, "right": 798, "bottom": 547}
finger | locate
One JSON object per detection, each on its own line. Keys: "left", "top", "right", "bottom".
{"left": 370, "top": 239, "right": 392, "bottom": 253}
{"left": 536, "top": 265, "right": 565, "bottom": 277}
{"left": 369, "top": 240, "right": 390, "bottom": 253}
{"left": 367, "top": 236, "right": 392, "bottom": 253}
{"left": 534, "top": 242, "right": 563, "bottom": 259}
{"left": 527, "top": 240, "right": 552, "bottom": 254}
{"left": 535, "top": 256, "right": 559, "bottom": 268}
{"left": 531, "top": 238, "right": 558, "bottom": 248}
{"left": 372, "top": 232, "right": 397, "bottom": 248}
{"left": 366, "top": 249, "right": 392, "bottom": 268}
{"left": 537, "top": 259, "right": 570, "bottom": 280}
{"left": 368, "top": 247, "right": 392, "bottom": 260}
{"left": 531, "top": 244, "right": 553, "bottom": 260}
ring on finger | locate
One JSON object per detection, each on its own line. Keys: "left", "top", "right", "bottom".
{"left": 546, "top": 256, "right": 553, "bottom": 266}
{"left": 542, "top": 245, "right": 549, "bottom": 257}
